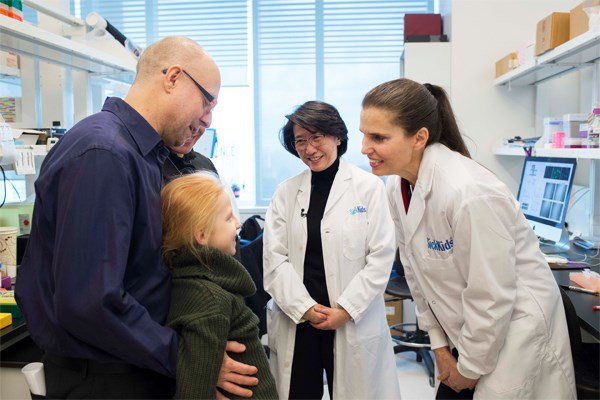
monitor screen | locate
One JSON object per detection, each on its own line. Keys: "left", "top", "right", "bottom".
{"left": 193, "top": 128, "right": 217, "bottom": 158}
{"left": 516, "top": 156, "right": 577, "bottom": 244}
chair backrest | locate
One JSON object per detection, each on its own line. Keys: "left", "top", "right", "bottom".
{"left": 239, "top": 214, "right": 264, "bottom": 243}
{"left": 393, "top": 248, "right": 405, "bottom": 277}
{"left": 239, "top": 231, "right": 270, "bottom": 337}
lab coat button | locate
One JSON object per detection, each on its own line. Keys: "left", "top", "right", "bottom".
{"left": 431, "top": 300, "right": 436, "bottom": 305}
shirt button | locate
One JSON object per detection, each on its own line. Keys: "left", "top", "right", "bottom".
{"left": 432, "top": 300, "right": 436, "bottom": 305}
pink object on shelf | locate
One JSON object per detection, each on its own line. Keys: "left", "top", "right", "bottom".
{"left": 552, "top": 131, "right": 565, "bottom": 148}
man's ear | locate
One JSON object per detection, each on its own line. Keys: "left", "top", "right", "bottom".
{"left": 162, "top": 65, "right": 183, "bottom": 93}
{"left": 194, "top": 230, "right": 207, "bottom": 245}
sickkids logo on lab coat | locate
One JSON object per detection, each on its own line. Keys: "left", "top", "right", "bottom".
{"left": 349, "top": 205, "right": 367, "bottom": 215}
{"left": 427, "top": 237, "right": 454, "bottom": 252}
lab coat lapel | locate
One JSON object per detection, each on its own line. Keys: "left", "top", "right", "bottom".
{"left": 404, "top": 146, "right": 437, "bottom": 247}
{"left": 324, "top": 158, "right": 351, "bottom": 217}
{"left": 296, "top": 170, "right": 311, "bottom": 236}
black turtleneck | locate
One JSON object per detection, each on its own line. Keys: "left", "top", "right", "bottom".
{"left": 303, "top": 157, "right": 340, "bottom": 307}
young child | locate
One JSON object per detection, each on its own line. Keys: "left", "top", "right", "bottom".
{"left": 162, "top": 172, "right": 277, "bottom": 399}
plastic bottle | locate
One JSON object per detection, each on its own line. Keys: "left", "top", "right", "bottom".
{"left": 51, "top": 121, "right": 66, "bottom": 138}
{"left": 589, "top": 107, "right": 600, "bottom": 149}
{"left": 552, "top": 131, "right": 565, "bottom": 148}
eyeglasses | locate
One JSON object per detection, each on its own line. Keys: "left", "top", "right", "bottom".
{"left": 162, "top": 68, "right": 215, "bottom": 104}
{"left": 293, "top": 134, "right": 326, "bottom": 150}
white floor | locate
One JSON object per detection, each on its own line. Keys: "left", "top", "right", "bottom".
{"left": 395, "top": 351, "right": 437, "bottom": 400}
{"left": 321, "top": 350, "right": 437, "bottom": 400}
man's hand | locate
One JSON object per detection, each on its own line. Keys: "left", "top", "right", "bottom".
{"left": 302, "top": 305, "right": 327, "bottom": 324}
{"left": 216, "top": 341, "right": 259, "bottom": 399}
{"left": 310, "top": 305, "right": 351, "bottom": 330}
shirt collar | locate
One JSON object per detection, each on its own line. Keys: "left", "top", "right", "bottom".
{"left": 101, "top": 97, "right": 166, "bottom": 158}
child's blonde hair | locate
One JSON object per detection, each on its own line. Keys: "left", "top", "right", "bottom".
{"left": 161, "top": 172, "right": 225, "bottom": 266}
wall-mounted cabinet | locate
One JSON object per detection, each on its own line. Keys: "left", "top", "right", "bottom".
{"left": 0, "top": 15, "right": 135, "bottom": 77}
{"left": 0, "top": 13, "right": 137, "bottom": 205}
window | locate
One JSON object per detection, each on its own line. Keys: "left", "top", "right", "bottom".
{"left": 71, "top": 0, "right": 434, "bottom": 205}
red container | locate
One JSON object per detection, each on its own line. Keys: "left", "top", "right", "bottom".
{"left": 404, "top": 14, "right": 442, "bottom": 36}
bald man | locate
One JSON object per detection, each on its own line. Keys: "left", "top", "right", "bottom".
{"left": 16, "top": 37, "right": 257, "bottom": 399}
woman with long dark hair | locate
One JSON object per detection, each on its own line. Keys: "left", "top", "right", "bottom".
{"left": 360, "top": 78, "right": 575, "bottom": 399}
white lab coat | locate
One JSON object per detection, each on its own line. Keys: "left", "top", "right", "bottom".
{"left": 388, "top": 143, "right": 576, "bottom": 399}
{"left": 263, "top": 158, "right": 401, "bottom": 400}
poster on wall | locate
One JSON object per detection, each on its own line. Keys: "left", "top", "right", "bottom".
{"left": 0, "top": 97, "right": 21, "bottom": 123}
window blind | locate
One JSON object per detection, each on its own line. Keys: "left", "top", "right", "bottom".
{"left": 71, "top": 0, "right": 249, "bottom": 85}
{"left": 255, "top": 0, "right": 433, "bottom": 66}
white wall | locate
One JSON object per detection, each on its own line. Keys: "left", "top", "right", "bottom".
{"left": 449, "top": 0, "right": 582, "bottom": 194}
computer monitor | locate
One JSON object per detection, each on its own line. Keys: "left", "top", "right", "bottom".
{"left": 516, "top": 156, "right": 577, "bottom": 253}
{"left": 193, "top": 128, "right": 217, "bottom": 158}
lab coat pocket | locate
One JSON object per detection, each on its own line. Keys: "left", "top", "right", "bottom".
{"left": 345, "top": 318, "right": 390, "bottom": 394}
{"left": 475, "top": 315, "right": 544, "bottom": 398}
{"left": 343, "top": 217, "right": 367, "bottom": 261}
{"left": 422, "top": 256, "right": 465, "bottom": 296}
{"left": 347, "top": 303, "right": 388, "bottom": 346}
{"left": 266, "top": 299, "right": 282, "bottom": 354}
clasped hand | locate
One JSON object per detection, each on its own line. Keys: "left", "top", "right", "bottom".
{"left": 433, "top": 347, "right": 478, "bottom": 393}
{"left": 303, "top": 304, "right": 351, "bottom": 330}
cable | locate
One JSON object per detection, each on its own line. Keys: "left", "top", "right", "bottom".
{"left": 0, "top": 166, "right": 6, "bottom": 208}
{"left": 7, "top": 178, "right": 22, "bottom": 202}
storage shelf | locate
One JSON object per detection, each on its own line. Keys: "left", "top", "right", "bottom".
{"left": 535, "top": 147, "right": 600, "bottom": 159}
{"left": 493, "top": 145, "right": 532, "bottom": 156}
{"left": 0, "top": 15, "right": 136, "bottom": 76}
{"left": 494, "top": 144, "right": 600, "bottom": 159}
{"left": 494, "top": 29, "right": 600, "bottom": 86}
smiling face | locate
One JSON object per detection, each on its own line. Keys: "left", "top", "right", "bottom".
{"left": 162, "top": 66, "right": 218, "bottom": 148}
{"left": 171, "top": 127, "right": 205, "bottom": 156}
{"left": 360, "top": 107, "right": 425, "bottom": 182}
{"left": 196, "top": 192, "right": 240, "bottom": 256}
{"left": 293, "top": 125, "right": 340, "bottom": 172}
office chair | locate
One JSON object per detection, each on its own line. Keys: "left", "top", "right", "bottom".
{"left": 559, "top": 288, "right": 600, "bottom": 399}
{"left": 386, "top": 250, "right": 435, "bottom": 387}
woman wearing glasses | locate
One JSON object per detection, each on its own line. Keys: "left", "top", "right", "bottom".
{"left": 263, "top": 101, "right": 401, "bottom": 399}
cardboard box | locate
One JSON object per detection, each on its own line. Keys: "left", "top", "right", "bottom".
{"left": 0, "top": 312, "right": 12, "bottom": 329}
{"left": 570, "top": 3, "right": 589, "bottom": 39}
{"left": 384, "top": 294, "right": 403, "bottom": 334}
{"left": 404, "top": 14, "right": 442, "bottom": 37}
{"left": 536, "top": 12, "right": 570, "bottom": 56}
{"left": 495, "top": 52, "right": 519, "bottom": 78}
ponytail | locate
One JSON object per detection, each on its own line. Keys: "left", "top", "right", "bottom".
{"left": 423, "top": 83, "right": 471, "bottom": 158}
{"left": 362, "top": 78, "right": 471, "bottom": 158}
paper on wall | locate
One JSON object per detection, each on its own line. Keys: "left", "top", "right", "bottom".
{"left": 0, "top": 117, "right": 16, "bottom": 166}
{"left": 14, "top": 147, "right": 36, "bottom": 175}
